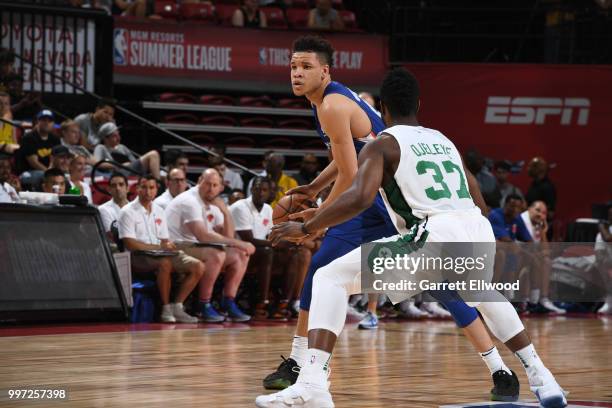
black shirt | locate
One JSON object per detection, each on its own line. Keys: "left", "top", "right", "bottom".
{"left": 20, "top": 130, "right": 60, "bottom": 170}
{"left": 526, "top": 177, "right": 557, "bottom": 212}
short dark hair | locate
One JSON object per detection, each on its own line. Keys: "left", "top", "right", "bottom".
{"left": 109, "top": 172, "right": 128, "bottom": 185}
{"left": 44, "top": 167, "right": 65, "bottom": 181}
{"left": 379, "top": 68, "right": 420, "bottom": 117}
{"left": 494, "top": 160, "right": 512, "bottom": 172}
{"left": 137, "top": 174, "right": 157, "bottom": 185}
{"left": 96, "top": 98, "right": 116, "bottom": 110}
{"left": 292, "top": 35, "right": 334, "bottom": 67}
{"left": 252, "top": 176, "right": 271, "bottom": 190}
{"left": 505, "top": 193, "right": 523, "bottom": 205}
{"left": 165, "top": 149, "right": 188, "bottom": 166}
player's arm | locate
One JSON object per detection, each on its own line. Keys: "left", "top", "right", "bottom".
{"left": 270, "top": 137, "right": 386, "bottom": 243}
{"left": 317, "top": 95, "right": 358, "bottom": 210}
{"left": 187, "top": 220, "right": 253, "bottom": 254}
{"left": 236, "top": 229, "right": 271, "bottom": 248}
{"left": 462, "top": 158, "right": 488, "bottom": 217}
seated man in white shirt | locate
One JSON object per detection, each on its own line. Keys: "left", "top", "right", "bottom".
{"left": 155, "top": 168, "right": 188, "bottom": 210}
{"left": 118, "top": 175, "right": 205, "bottom": 323}
{"left": 0, "top": 155, "right": 18, "bottom": 203}
{"left": 229, "top": 176, "right": 277, "bottom": 320}
{"left": 99, "top": 172, "right": 130, "bottom": 240}
{"left": 165, "top": 168, "right": 255, "bottom": 323}
{"left": 518, "top": 201, "right": 565, "bottom": 314}
{"left": 595, "top": 207, "right": 612, "bottom": 314}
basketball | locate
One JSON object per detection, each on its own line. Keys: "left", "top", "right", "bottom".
{"left": 273, "top": 193, "right": 317, "bottom": 224}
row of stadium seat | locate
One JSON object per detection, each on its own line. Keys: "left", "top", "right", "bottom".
{"left": 157, "top": 93, "right": 311, "bottom": 109}
{"left": 151, "top": 2, "right": 358, "bottom": 29}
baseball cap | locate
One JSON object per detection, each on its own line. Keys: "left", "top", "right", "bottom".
{"left": 36, "top": 109, "right": 54, "bottom": 120}
{"left": 51, "top": 145, "right": 73, "bottom": 157}
{"left": 98, "top": 122, "right": 120, "bottom": 139}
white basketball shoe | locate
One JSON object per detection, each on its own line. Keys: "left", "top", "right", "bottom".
{"left": 255, "top": 382, "right": 334, "bottom": 408}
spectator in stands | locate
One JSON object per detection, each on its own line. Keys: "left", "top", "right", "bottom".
{"left": 0, "top": 92, "right": 19, "bottom": 155}
{"left": 230, "top": 177, "right": 275, "bottom": 319}
{"left": 525, "top": 156, "right": 556, "bottom": 219}
{"left": 118, "top": 175, "right": 204, "bottom": 323}
{"left": 94, "top": 122, "right": 161, "bottom": 180}
{"left": 154, "top": 168, "right": 187, "bottom": 210}
{"left": 595, "top": 207, "right": 612, "bottom": 314}
{"left": 165, "top": 149, "right": 189, "bottom": 173}
{"left": 41, "top": 168, "right": 66, "bottom": 194}
{"left": 465, "top": 148, "right": 501, "bottom": 209}
{"left": 20, "top": 110, "right": 60, "bottom": 190}
{"left": 68, "top": 153, "right": 93, "bottom": 203}
{"left": 74, "top": 99, "right": 115, "bottom": 148}
{"left": 0, "top": 154, "right": 19, "bottom": 203}
{"left": 99, "top": 172, "right": 130, "bottom": 236}
{"left": 308, "top": 0, "right": 344, "bottom": 30}
{"left": 166, "top": 168, "right": 255, "bottom": 322}
{"left": 111, "top": 0, "right": 155, "bottom": 18}
{"left": 495, "top": 160, "right": 524, "bottom": 208}
{"left": 294, "top": 153, "right": 319, "bottom": 186}
{"left": 265, "top": 152, "right": 297, "bottom": 207}
{"left": 49, "top": 145, "right": 73, "bottom": 175}
{"left": 60, "top": 120, "right": 101, "bottom": 168}
{"left": 518, "top": 201, "right": 565, "bottom": 314}
{"left": 229, "top": 189, "right": 245, "bottom": 205}
{"left": 209, "top": 146, "right": 244, "bottom": 192}
{"left": 0, "top": 49, "right": 41, "bottom": 116}
{"left": 232, "top": 0, "right": 268, "bottom": 28}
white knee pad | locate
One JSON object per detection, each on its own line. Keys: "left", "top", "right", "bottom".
{"left": 477, "top": 301, "right": 525, "bottom": 343}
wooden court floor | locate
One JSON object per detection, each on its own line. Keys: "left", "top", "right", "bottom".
{"left": 0, "top": 317, "right": 611, "bottom": 408}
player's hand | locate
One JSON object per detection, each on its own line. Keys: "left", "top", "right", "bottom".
{"left": 161, "top": 241, "right": 177, "bottom": 251}
{"left": 286, "top": 184, "right": 317, "bottom": 199}
{"left": 288, "top": 207, "right": 317, "bottom": 222}
{"left": 237, "top": 241, "right": 256, "bottom": 255}
{"left": 211, "top": 196, "right": 228, "bottom": 211}
{"left": 270, "top": 221, "right": 307, "bottom": 246}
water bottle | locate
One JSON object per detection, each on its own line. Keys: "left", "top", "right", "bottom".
{"left": 68, "top": 184, "right": 81, "bottom": 195}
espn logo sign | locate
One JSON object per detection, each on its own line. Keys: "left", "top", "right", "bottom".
{"left": 485, "top": 97, "right": 590, "bottom": 126}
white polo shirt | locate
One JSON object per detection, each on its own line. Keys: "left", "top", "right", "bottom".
{"left": 154, "top": 189, "right": 174, "bottom": 210}
{"left": 224, "top": 167, "right": 244, "bottom": 191}
{"left": 520, "top": 211, "right": 540, "bottom": 242}
{"left": 165, "top": 187, "right": 206, "bottom": 242}
{"left": 118, "top": 198, "right": 169, "bottom": 245}
{"left": 0, "top": 182, "right": 18, "bottom": 203}
{"left": 229, "top": 196, "right": 273, "bottom": 240}
{"left": 204, "top": 203, "right": 224, "bottom": 233}
{"left": 99, "top": 199, "right": 124, "bottom": 232}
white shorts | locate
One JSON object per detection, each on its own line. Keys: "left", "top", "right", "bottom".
{"left": 315, "top": 208, "right": 495, "bottom": 304}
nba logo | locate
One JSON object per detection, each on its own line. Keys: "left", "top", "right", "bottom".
{"left": 114, "top": 29, "right": 129, "bottom": 66}
{"left": 259, "top": 48, "right": 267, "bottom": 65}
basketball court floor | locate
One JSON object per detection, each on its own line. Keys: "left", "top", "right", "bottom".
{"left": 1, "top": 317, "right": 610, "bottom": 407}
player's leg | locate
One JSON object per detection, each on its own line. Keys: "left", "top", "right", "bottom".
{"left": 183, "top": 246, "right": 227, "bottom": 323}
{"left": 256, "top": 242, "right": 365, "bottom": 408}
{"left": 475, "top": 297, "right": 567, "bottom": 407}
{"left": 219, "top": 248, "right": 251, "bottom": 322}
{"left": 357, "top": 293, "right": 379, "bottom": 329}
{"left": 262, "top": 234, "right": 358, "bottom": 390}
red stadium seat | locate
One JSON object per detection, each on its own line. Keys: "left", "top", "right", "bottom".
{"left": 201, "top": 115, "right": 238, "bottom": 126}
{"left": 290, "top": 0, "right": 310, "bottom": 9}
{"left": 277, "top": 118, "right": 312, "bottom": 130}
{"left": 332, "top": 0, "right": 343, "bottom": 9}
{"left": 262, "top": 137, "right": 295, "bottom": 148}
{"left": 158, "top": 92, "right": 197, "bottom": 104}
{"left": 199, "top": 94, "right": 235, "bottom": 105}
{"left": 261, "top": 7, "right": 287, "bottom": 29}
{"left": 224, "top": 136, "right": 256, "bottom": 147}
{"left": 190, "top": 134, "right": 216, "bottom": 145}
{"left": 239, "top": 95, "right": 274, "bottom": 107}
{"left": 215, "top": 4, "right": 237, "bottom": 25}
{"left": 240, "top": 117, "right": 275, "bottom": 128}
{"left": 340, "top": 10, "right": 357, "bottom": 29}
{"left": 181, "top": 2, "right": 215, "bottom": 21}
{"left": 287, "top": 8, "right": 309, "bottom": 29}
{"left": 155, "top": 0, "right": 180, "bottom": 19}
{"left": 299, "top": 138, "right": 325, "bottom": 149}
{"left": 162, "top": 113, "right": 199, "bottom": 124}
{"left": 278, "top": 98, "right": 310, "bottom": 109}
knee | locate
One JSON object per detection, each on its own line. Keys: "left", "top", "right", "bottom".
{"left": 158, "top": 258, "right": 173, "bottom": 273}
{"left": 192, "top": 261, "right": 205, "bottom": 278}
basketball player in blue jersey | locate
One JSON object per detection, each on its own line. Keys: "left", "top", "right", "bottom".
{"left": 256, "top": 67, "right": 567, "bottom": 408}
{"left": 260, "top": 36, "right": 524, "bottom": 403}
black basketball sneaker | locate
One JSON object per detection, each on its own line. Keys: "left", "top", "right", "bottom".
{"left": 262, "top": 355, "right": 300, "bottom": 390}
{"left": 491, "top": 369, "right": 520, "bottom": 402}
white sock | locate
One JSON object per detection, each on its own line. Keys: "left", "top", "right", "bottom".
{"left": 515, "top": 344, "right": 545, "bottom": 371}
{"left": 162, "top": 304, "right": 172, "bottom": 313}
{"left": 298, "top": 348, "right": 330, "bottom": 387}
{"left": 289, "top": 336, "right": 308, "bottom": 367}
{"left": 480, "top": 346, "right": 512, "bottom": 375}
{"left": 529, "top": 289, "right": 541, "bottom": 304}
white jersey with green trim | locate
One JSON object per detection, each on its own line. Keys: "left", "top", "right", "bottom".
{"left": 379, "top": 125, "right": 477, "bottom": 235}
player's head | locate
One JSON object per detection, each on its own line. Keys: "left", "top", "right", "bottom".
{"left": 251, "top": 176, "right": 272, "bottom": 207}
{"left": 291, "top": 36, "right": 334, "bottom": 96}
{"left": 528, "top": 200, "right": 548, "bottom": 224}
{"left": 379, "top": 68, "right": 420, "bottom": 126}
{"left": 198, "top": 168, "right": 223, "bottom": 202}
{"left": 136, "top": 174, "right": 158, "bottom": 204}
{"left": 503, "top": 193, "right": 524, "bottom": 219}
